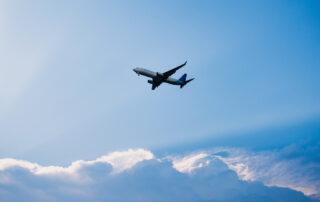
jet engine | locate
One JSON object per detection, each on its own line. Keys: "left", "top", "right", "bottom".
{"left": 147, "top": 80, "right": 153, "bottom": 84}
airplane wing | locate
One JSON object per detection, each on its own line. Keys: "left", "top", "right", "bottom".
{"left": 163, "top": 61, "right": 187, "bottom": 78}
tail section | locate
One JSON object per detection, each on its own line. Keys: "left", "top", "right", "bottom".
{"left": 179, "top": 73, "right": 194, "bottom": 88}
{"left": 180, "top": 78, "right": 194, "bottom": 88}
{"left": 179, "top": 73, "right": 187, "bottom": 82}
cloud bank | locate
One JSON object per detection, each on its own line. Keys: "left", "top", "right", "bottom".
{"left": 215, "top": 144, "right": 320, "bottom": 199}
{"left": 0, "top": 147, "right": 318, "bottom": 202}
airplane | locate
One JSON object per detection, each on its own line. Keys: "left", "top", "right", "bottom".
{"left": 133, "top": 61, "right": 194, "bottom": 90}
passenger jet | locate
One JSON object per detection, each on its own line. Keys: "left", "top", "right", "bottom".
{"left": 133, "top": 61, "right": 194, "bottom": 90}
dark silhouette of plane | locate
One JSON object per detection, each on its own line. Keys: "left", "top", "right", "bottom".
{"left": 133, "top": 61, "right": 194, "bottom": 90}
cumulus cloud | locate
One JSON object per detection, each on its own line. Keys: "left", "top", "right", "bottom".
{"left": 95, "top": 148, "right": 154, "bottom": 174}
{"left": 171, "top": 153, "right": 210, "bottom": 173}
{"left": 0, "top": 148, "right": 317, "bottom": 201}
{"left": 215, "top": 145, "right": 320, "bottom": 200}
{"left": 0, "top": 149, "right": 153, "bottom": 182}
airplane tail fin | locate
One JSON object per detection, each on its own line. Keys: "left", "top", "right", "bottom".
{"left": 180, "top": 78, "right": 194, "bottom": 88}
{"left": 179, "top": 74, "right": 187, "bottom": 82}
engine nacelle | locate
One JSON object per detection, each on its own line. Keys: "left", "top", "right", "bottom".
{"left": 147, "top": 80, "right": 153, "bottom": 84}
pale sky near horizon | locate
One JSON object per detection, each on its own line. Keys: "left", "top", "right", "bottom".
{"left": 0, "top": 0, "right": 319, "bottom": 165}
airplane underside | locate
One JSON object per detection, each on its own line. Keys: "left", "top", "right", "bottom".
{"left": 133, "top": 61, "right": 194, "bottom": 90}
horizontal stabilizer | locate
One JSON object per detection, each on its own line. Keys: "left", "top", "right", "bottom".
{"left": 180, "top": 78, "right": 194, "bottom": 88}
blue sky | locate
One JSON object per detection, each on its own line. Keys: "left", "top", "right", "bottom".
{"left": 0, "top": 0, "right": 320, "bottom": 201}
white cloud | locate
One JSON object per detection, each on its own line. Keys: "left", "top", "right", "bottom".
{"left": 171, "top": 153, "right": 210, "bottom": 173}
{"left": 215, "top": 147, "right": 320, "bottom": 199}
{"left": 0, "top": 148, "right": 316, "bottom": 201}
{"left": 0, "top": 149, "right": 154, "bottom": 181}
{"left": 95, "top": 148, "right": 154, "bottom": 174}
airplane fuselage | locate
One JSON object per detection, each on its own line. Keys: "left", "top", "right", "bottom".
{"left": 133, "top": 68, "right": 183, "bottom": 85}
{"left": 133, "top": 61, "right": 194, "bottom": 90}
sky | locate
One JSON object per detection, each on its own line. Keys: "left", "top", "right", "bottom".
{"left": 0, "top": 0, "right": 320, "bottom": 201}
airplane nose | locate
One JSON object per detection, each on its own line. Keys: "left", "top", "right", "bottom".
{"left": 133, "top": 68, "right": 141, "bottom": 75}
